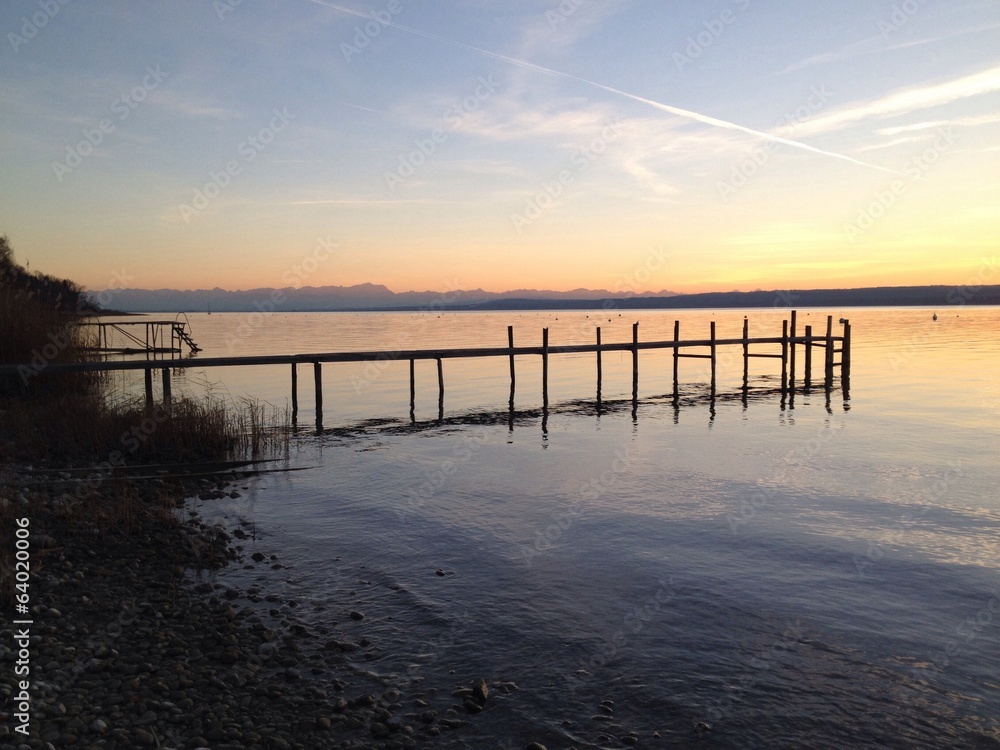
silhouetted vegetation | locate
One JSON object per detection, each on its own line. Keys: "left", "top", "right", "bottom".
{"left": 0, "top": 235, "right": 99, "bottom": 398}
{"left": 0, "top": 234, "right": 288, "bottom": 464}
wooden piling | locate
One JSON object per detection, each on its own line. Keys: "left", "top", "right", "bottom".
{"left": 507, "top": 326, "right": 515, "bottom": 390}
{"left": 161, "top": 368, "right": 171, "bottom": 408}
{"left": 803, "top": 325, "right": 813, "bottom": 390}
{"left": 437, "top": 357, "right": 444, "bottom": 420}
{"left": 841, "top": 319, "right": 852, "bottom": 380}
{"left": 780, "top": 319, "right": 789, "bottom": 396}
{"left": 824, "top": 315, "right": 834, "bottom": 391}
{"left": 789, "top": 310, "right": 797, "bottom": 389}
{"left": 632, "top": 322, "right": 639, "bottom": 402}
{"left": 672, "top": 320, "right": 680, "bottom": 402}
{"left": 314, "top": 362, "right": 323, "bottom": 425}
{"left": 710, "top": 321, "right": 717, "bottom": 396}
{"left": 741, "top": 317, "right": 749, "bottom": 392}
{"left": 409, "top": 358, "right": 416, "bottom": 413}
{"left": 144, "top": 368, "right": 154, "bottom": 410}
{"left": 542, "top": 328, "right": 549, "bottom": 408}
{"left": 596, "top": 327, "right": 603, "bottom": 403}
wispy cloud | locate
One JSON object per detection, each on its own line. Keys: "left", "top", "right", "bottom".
{"left": 779, "top": 21, "right": 1000, "bottom": 74}
{"left": 150, "top": 89, "right": 241, "bottom": 121}
{"left": 783, "top": 65, "right": 1000, "bottom": 138}
{"left": 338, "top": 102, "right": 382, "bottom": 114}
{"left": 308, "top": 0, "right": 900, "bottom": 176}
{"left": 517, "top": 0, "right": 632, "bottom": 58}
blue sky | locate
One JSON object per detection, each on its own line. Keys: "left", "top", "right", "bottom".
{"left": 1, "top": 0, "right": 998, "bottom": 294}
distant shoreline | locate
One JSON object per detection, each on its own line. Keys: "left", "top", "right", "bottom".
{"left": 100, "top": 283, "right": 1000, "bottom": 314}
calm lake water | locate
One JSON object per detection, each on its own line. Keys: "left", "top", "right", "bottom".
{"left": 110, "top": 307, "right": 1000, "bottom": 747}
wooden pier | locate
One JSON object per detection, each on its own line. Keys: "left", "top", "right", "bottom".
{"left": 78, "top": 318, "right": 201, "bottom": 356}
{"left": 2, "top": 312, "right": 850, "bottom": 430}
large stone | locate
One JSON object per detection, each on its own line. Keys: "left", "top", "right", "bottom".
{"left": 471, "top": 678, "right": 489, "bottom": 705}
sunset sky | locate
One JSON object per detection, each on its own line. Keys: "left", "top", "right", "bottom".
{"left": 1, "top": 1, "right": 998, "bottom": 296}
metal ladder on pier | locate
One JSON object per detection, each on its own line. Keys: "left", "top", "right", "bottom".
{"left": 172, "top": 321, "right": 201, "bottom": 353}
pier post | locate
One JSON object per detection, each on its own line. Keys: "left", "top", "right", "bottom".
{"left": 144, "top": 368, "right": 153, "bottom": 410}
{"left": 291, "top": 363, "right": 298, "bottom": 419}
{"left": 841, "top": 319, "right": 851, "bottom": 380}
{"left": 596, "top": 327, "right": 603, "bottom": 404}
{"left": 161, "top": 368, "right": 171, "bottom": 408}
{"left": 741, "top": 317, "right": 749, "bottom": 393}
{"left": 781, "top": 319, "right": 789, "bottom": 396}
{"left": 841, "top": 319, "right": 851, "bottom": 400}
{"left": 437, "top": 360, "right": 444, "bottom": 420}
{"left": 789, "top": 309, "right": 797, "bottom": 390}
{"left": 507, "top": 325, "right": 516, "bottom": 398}
{"left": 542, "top": 328, "right": 549, "bottom": 409}
{"left": 410, "top": 359, "right": 416, "bottom": 416}
{"left": 672, "top": 320, "right": 680, "bottom": 402}
{"left": 824, "top": 315, "right": 834, "bottom": 391}
{"left": 710, "top": 321, "right": 717, "bottom": 396}
{"left": 632, "top": 322, "right": 639, "bottom": 403}
{"left": 314, "top": 362, "right": 323, "bottom": 429}
{"left": 804, "top": 325, "right": 813, "bottom": 391}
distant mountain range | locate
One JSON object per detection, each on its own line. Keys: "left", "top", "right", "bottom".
{"left": 92, "top": 282, "right": 1000, "bottom": 313}
{"left": 93, "top": 284, "right": 680, "bottom": 313}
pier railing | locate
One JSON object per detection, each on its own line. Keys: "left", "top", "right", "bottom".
{"left": 77, "top": 318, "right": 201, "bottom": 356}
{"left": 1, "top": 312, "right": 849, "bottom": 428}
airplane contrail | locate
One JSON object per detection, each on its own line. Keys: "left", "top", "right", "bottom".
{"left": 309, "top": 0, "right": 904, "bottom": 176}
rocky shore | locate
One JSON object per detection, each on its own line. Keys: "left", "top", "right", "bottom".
{"left": 0, "top": 468, "right": 502, "bottom": 750}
